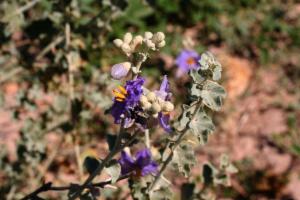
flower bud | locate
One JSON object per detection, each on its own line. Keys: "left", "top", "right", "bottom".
{"left": 156, "top": 40, "right": 166, "bottom": 48}
{"left": 133, "top": 35, "right": 143, "bottom": 45}
{"left": 152, "top": 113, "right": 158, "bottom": 118}
{"left": 146, "top": 92, "right": 156, "bottom": 102}
{"left": 139, "top": 95, "right": 148, "bottom": 105}
{"left": 151, "top": 102, "right": 161, "bottom": 113}
{"left": 143, "top": 102, "right": 152, "bottom": 110}
{"left": 123, "top": 32, "right": 133, "bottom": 44}
{"left": 113, "top": 39, "right": 123, "bottom": 47}
{"left": 121, "top": 43, "right": 131, "bottom": 54}
{"left": 152, "top": 32, "right": 165, "bottom": 43}
{"left": 144, "top": 32, "right": 153, "bottom": 40}
{"left": 162, "top": 101, "right": 174, "bottom": 112}
{"left": 146, "top": 40, "right": 155, "bottom": 49}
{"left": 111, "top": 62, "right": 131, "bottom": 80}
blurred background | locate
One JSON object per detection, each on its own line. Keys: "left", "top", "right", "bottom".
{"left": 0, "top": 0, "right": 300, "bottom": 199}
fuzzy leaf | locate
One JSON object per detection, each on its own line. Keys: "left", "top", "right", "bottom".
{"left": 189, "top": 68, "right": 205, "bottom": 84}
{"left": 105, "top": 159, "right": 121, "bottom": 183}
{"left": 150, "top": 186, "right": 173, "bottom": 200}
{"left": 200, "top": 80, "right": 226, "bottom": 111}
{"left": 189, "top": 109, "right": 215, "bottom": 145}
{"left": 172, "top": 142, "right": 196, "bottom": 177}
{"left": 175, "top": 104, "right": 196, "bottom": 131}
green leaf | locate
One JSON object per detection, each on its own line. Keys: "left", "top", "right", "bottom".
{"left": 189, "top": 109, "right": 215, "bottom": 145}
{"left": 200, "top": 80, "right": 226, "bottom": 111}
{"left": 172, "top": 142, "right": 196, "bottom": 177}
{"left": 105, "top": 159, "right": 121, "bottom": 183}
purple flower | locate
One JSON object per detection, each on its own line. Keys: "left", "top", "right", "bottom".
{"left": 156, "top": 75, "right": 172, "bottom": 133}
{"left": 119, "top": 149, "right": 158, "bottom": 177}
{"left": 111, "top": 77, "right": 145, "bottom": 127}
{"left": 175, "top": 49, "right": 200, "bottom": 77}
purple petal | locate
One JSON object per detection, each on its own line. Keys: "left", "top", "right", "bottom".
{"left": 141, "top": 162, "right": 158, "bottom": 176}
{"left": 175, "top": 49, "right": 200, "bottom": 77}
{"left": 155, "top": 75, "right": 171, "bottom": 100}
{"left": 111, "top": 101, "right": 126, "bottom": 124}
{"left": 125, "top": 77, "right": 145, "bottom": 107}
{"left": 135, "top": 149, "right": 152, "bottom": 167}
{"left": 119, "top": 151, "right": 135, "bottom": 175}
{"left": 158, "top": 112, "right": 171, "bottom": 133}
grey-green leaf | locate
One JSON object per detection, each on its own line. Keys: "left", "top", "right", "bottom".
{"left": 105, "top": 159, "right": 121, "bottom": 183}
{"left": 172, "top": 142, "right": 196, "bottom": 177}
{"left": 201, "top": 80, "right": 226, "bottom": 111}
{"left": 175, "top": 104, "right": 196, "bottom": 131}
{"left": 188, "top": 109, "right": 215, "bottom": 145}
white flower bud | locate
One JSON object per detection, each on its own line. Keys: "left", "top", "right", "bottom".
{"left": 156, "top": 40, "right": 166, "bottom": 48}
{"left": 151, "top": 102, "right": 161, "bottom": 113}
{"left": 152, "top": 32, "right": 165, "bottom": 43}
{"left": 133, "top": 35, "right": 143, "bottom": 45}
{"left": 146, "top": 92, "right": 156, "bottom": 102}
{"left": 123, "top": 32, "right": 133, "bottom": 44}
{"left": 163, "top": 101, "right": 174, "bottom": 112}
{"left": 121, "top": 43, "right": 131, "bottom": 54}
{"left": 144, "top": 32, "right": 153, "bottom": 39}
{"left": 143, "top": 102, "right": 152, "bottom": 110}
{"left": 139, "top": 95, "right": 148, "bottom": 105}
{"left": 113, "top": 39, "right": 123, "bottom": 47}
{"left": 146, "top": 40, "right": 155, "bottom": 49}
{"left": 152, "top": 113, "right": 159, "bottom": 118}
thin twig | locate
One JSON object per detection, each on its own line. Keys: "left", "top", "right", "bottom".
{"left": 21, "top": 174, "right": 130, "bottom": 200}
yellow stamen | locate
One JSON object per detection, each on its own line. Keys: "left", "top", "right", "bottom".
{"left": 118, "top": 86, "right": 127, "bottom": 95}
{"left": 113, "top": 90, "right": 126, "bottom": 99}
{"left": 116, "top": 98, "right": 124, "bottom": 102}
{"left": 186, "top": 57, "right": 195, "bottom": 65}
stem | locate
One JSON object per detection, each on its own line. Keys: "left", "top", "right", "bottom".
{"left": 21, "top": 174, "right": 130, "bottom": 200}
{"left": 149, "top": 102, "right": 202, "bottom": 191}
{"left": 69, "top": 120, "right": 127, "bottom": 199}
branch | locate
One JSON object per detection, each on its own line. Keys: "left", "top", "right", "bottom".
{"left": 149, "top": 102, "right": 202, "bottom": 191}
{"left": 21, "top": 174, "right": 130, "bottom": 200}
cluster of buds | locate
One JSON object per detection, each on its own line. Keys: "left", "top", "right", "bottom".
{"left": 113, "top": 31, "right": 166, "bottom": 57}
{"left": 113, "top": 33, "right": 143, "bottom": 56}
{"left": 143, "top": 31, "right": 166, "bottom": 51}
{"left": 139, "top": 91, "right": 174, "bottom": 118}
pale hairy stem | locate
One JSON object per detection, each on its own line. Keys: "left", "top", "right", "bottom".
{"left": 149, "top": 102, "right": 202, "bottom": 191}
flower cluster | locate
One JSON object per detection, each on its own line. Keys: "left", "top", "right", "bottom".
{"left": 110, "top": 32, "right": 174, "bottom": 132}
{"left": 113, "top": 31, "right": 166, "bottom": 57}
